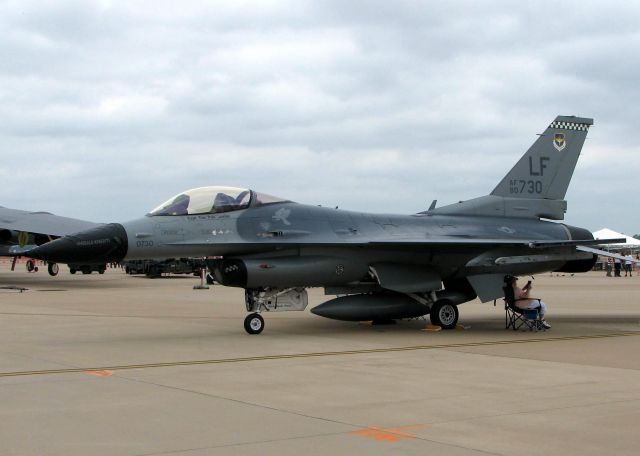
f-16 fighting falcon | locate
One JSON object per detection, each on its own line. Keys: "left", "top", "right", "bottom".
{"left": 28, "top": 116, "right": 622, "bottom": 333}
{"left": 1, "top": 206, "right": 98, "bottom": 275}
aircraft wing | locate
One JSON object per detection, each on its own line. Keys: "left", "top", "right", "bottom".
{"left": 162, "top": 237, "right": 626, "bottom": 251}
{"left": 0, "top": 206, "right": 99, "bottom": 238}
{"left": 368, "top": 237, "right": 626, "bottom": 248}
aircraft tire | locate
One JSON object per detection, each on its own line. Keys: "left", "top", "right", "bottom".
{"left": 26, "top": 259, "right": 35, "bottom": 272}
{"left": 47, "top": 263, "right": 59, "bottom": 276}
{"left": 69, "top": 269, "right": 76, "bottom": 274}
{"left": 244, "top": 313, "right": 264, "bottom": 335}
{"left": 430, "top": 300, "right": 459, "bottom": 330}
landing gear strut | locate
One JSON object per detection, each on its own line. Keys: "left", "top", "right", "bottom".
{"left": 244, "top": 313, "right": 264, "bottom": 335}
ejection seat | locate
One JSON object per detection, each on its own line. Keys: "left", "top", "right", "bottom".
{"left": 503, "top": 277, "right": 546, "bottom": 331}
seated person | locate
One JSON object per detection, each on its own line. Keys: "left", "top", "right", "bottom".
{"left": 509, "top": 276, "right": 551, "bottom": 329}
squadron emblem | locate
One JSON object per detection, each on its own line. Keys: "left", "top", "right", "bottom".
{"left": 272, "top": 207, "right": 292, "bottom": 226}
{"left": 553, "top": 132, "right": 566, "bottom": 151}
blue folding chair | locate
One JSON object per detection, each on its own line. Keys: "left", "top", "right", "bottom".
{"left": 503, "top": 282, "right": 546, "bottom": 331}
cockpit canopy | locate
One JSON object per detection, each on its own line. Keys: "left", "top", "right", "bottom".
{"left": 148, "top": 186, "right": 290, "bottom": 216}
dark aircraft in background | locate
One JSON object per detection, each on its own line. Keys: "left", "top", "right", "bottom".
{"left": 0, "top": 206, "right": 98, "bottom": 275}
{"left": 29, "top": 116, "right": 623, "bottom": 333}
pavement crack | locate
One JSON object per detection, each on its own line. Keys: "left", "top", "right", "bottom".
{"left": 117, "top": 374, "right": 499, "bottom": 456}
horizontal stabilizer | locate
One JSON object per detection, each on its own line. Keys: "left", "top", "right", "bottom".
{"left": 577, "top": 246, "right": 640, "bottom": 263}
{"left": 528, "top": 238, "right": 627, "bottom": 249}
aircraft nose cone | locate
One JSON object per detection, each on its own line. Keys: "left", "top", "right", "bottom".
{"left": 28, "top": 223, "right": 128, "bottom": 264}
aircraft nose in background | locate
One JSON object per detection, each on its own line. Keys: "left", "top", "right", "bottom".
{"left": 28, "top": 223, "right": 129, "bottom": 264}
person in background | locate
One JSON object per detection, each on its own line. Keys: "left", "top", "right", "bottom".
{"left": 605, "top": 257, "right": 613, "bottom": 277}
{"left": 624, "top": 253, "right": 633, "bottom": 277}
{"left": 614, "top": 257, "right": 622, "bottom": 277}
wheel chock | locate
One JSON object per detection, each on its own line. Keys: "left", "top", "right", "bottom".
{"left": 456, "top": 324, "right": 470, "bottom": 330}
{"left": 422, "top": 324, "right": 442, "bottom": 332}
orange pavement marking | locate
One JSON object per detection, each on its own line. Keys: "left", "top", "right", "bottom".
{"left": 84, "top": 370, "right": 113, "bottom": 377}
{"left": 350, "top": 424, "right": 426, "bottom": 442}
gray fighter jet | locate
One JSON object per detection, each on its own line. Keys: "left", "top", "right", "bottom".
{"left": 28, "top": 116, "right": 622, "bottom": 333}
{"left": 1, "top": 206, "right": 98, "bottom": 275}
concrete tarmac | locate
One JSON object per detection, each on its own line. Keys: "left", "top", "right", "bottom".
{"left": 1, "top": 266, "right": 639, "bottom": 455}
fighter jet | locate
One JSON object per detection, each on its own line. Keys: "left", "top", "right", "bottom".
{"left": 0, "top": 206, "right": 98, "bottom": 275}
{"left": 28, "top": 116, "right": 622, "bottom": 333}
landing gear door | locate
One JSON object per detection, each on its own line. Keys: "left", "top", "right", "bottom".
{"left": 467, "top": 274, "right": 505, "bottom": 302}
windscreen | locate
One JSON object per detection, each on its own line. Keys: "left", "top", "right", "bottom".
{"left": 149, "top": 186, "right": 251, "bottom": 216}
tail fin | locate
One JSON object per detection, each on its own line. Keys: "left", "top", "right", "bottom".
{"left": 433, "top": 115, "right": 593, "bottom": 220}
{"left": 491, "top": 115, "right": 593, "bottom": 200}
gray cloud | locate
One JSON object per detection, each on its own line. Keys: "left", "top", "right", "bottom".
{"left": 1, "top": 0, "right": 639, "bottom": 234}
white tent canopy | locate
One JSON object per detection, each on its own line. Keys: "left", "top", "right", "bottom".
{"left": 592, "top": 228, "right": 640, "bottom": 247}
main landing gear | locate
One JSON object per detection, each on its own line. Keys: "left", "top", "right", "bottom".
{"left": 429, "top": 300, "right": 459, "bottom": 329}
{"left": 26, "top": 259, "right": 38, "bottom": 273}
{"left": 47, "top": 262, "right": 59, "bottom": 276}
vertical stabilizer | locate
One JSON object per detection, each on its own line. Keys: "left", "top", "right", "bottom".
{"left": 432, "top": 116, "right": 593, "bottom": 220}
{"left": 491, "top": 115, "right": 593, "bottom": 200}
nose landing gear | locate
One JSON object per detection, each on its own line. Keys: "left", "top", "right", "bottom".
{"left": 244, "top": 313, "right": 264, "bottom": 335}
{"left": 241, "top": 288, "right": 309, "bottom": 334}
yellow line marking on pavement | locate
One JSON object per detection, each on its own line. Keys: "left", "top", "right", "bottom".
{"left": 1, "top": 332, "right": 638, "bottom": 378}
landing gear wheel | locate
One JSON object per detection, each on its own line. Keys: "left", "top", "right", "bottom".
{"left": 244, "top": 313, "right": 264, "bottom": 335}
{"left": 47, "top": 263, "right": 59, "bottom": 276}
{"left": 430, "top": 301, "right": 459, "bottom": 330}
{"left": 26, "top": 259, "right": 36, "bottom": 272}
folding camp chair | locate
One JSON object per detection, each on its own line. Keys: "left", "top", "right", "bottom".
{"left": 503, "top": 280, "right": 546, "bottom": 331}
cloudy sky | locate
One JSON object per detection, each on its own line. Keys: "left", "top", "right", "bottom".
{"left": 1, "top": 0, "right": 639, "bottom": 234}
